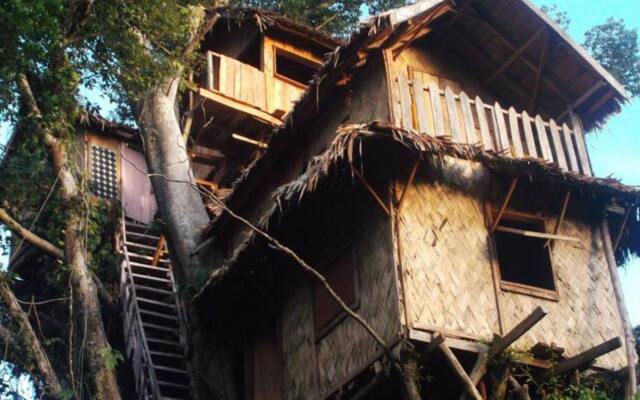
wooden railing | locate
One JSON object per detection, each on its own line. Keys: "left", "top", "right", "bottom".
{"left": 204, "top": 51, "right": 306, "bottom": 117}
{"left": 206, "top": 51, "right": 268, "bottom": 110}
{"left": 395, "top": 75, "right": 592, "bottom": 176}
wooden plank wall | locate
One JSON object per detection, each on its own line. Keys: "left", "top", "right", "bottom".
{"left": 397, "top": 157, "right": 627, "bottom": 369}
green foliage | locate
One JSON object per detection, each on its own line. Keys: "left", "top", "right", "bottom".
{"left": 583, "top": 18, "right": 640, "bottom": 97}
{"left": 541, "top": 4, "right": 571, "bottom": 31}
{"left": 238, "top": 0, "right": 408, "bottom": 36}
{"left": 98, "top": 348, "right": 124, "bottom": 370}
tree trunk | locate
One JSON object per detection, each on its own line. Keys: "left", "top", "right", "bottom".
{"left": 0, "top": 281, "right": 63, "bottom": 397}
{"left": 136, "top": 76, "right": 209, "bottom": 280}
{"left": 17, "top": 74, "right": 122, "bottom": 399}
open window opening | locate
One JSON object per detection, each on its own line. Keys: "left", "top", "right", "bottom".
{"left": 313, "top": 247, "right": 358, "bottom": 339}
{"left": 491, "top": 210, "right": 557, "bottom": 297}
{"left": 274, "top": 47, "right": 320, "bottom": 87}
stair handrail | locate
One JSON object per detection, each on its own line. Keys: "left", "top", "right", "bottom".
{"left": 120, "top": 210, "right": 162, "bottom": 400}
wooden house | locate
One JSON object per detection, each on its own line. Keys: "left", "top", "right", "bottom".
{"left": 192, "top": 1, "right": 640, "bottom": 400}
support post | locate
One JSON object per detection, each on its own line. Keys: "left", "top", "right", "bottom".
{"left": 601, "top": 221, "right": 638, "bottom": 397}
{"left": 490, "top": 178, "right": 518, "bottom": 233}
{"left": 354, "top": 169, "right": 390, "bottom": 216}
{"left": 438, "top": 339, "right": 483, "bottom": 400}
{"left": 540, "top": 337, "right": 622, "bottom": 379}
{"left": 397, "top": 160, "right": 420, "bottom": 211}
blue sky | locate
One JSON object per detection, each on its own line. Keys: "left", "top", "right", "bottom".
{"left": 528, "top": 0, "right": 640, "bottom": 325}
{"left": 0, "top": 0, "right": 639, "bottom": 321}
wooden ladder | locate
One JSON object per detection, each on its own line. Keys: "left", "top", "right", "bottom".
{"left": 120, "top": 217, "right": 191, "bottom": 400}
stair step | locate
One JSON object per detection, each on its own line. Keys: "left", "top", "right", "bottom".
{"left": 125, "top": 241, "right": 159, "bottom": 251}
{"left": 158, "top": 380, "right": 190, "bottom": 390}
{"left": 139, "top": 309, "right": 179, "bottom": 321}
{"left": 135, "top": 285, "right": 175, "bottom": 296}
{"left": 128, "top": 254, "right": 170, "bottom": 264}
{"left": 131, "top": 273, "right": 172, "bottom": 284}
{"left": 151, "top": 351, "right": 185, "bottom": 359}
{"left": 143, "top": 322, "right": 180, "bottom": 333}
{"left": 128, "top": 261, "right": 170, "bottom": 271}
{"left": 154, "top": 365, "right": 188, "bottom": 375}
{"left": 126, "top": 231, "right": 161, "bottom": 241}
{"left": 137, "top": 297, "right": 176, "bottom": 308}
{"left": 147, "top": 337, "right": 182, "bottom": 347}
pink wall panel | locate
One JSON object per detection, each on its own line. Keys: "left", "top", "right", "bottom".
{"left": 121, "top": 144, "right": 157, "bottom": 224}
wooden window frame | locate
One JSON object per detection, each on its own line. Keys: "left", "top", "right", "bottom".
{"left": 312, "top": 246, "right": 360, "bottom": 342}
{"left": 272, "top": 46, "right": 320, "bottom": 89}
{"left": 485, "top": 203, "right": 560, "bottom": 301}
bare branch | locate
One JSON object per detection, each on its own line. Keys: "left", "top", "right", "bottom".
{"left": 0, "top": 208, "right": 64, "bottom": 259}
{"left": 0, "top": 281, "right": 63, "bottom": 396}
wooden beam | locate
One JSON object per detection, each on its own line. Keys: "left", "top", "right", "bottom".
{"left": 529, "top": 31, "right": 550, "bottom": 113}
{"left": 557, "top": 81, "right": 606, "bottom": 121}
{"left": 397, "top": 160, "right": 420, "bottom": 211}
{"left": 439, "top": 339, "right": 484, "bottom": 400}
{"left": 482, "top": 27, "right": 546, "bottom": 89}
{"left": 540, "top": 337, "right": 622, "bottom": 379}
{"left": 354, "top": 169, "right": 390, "bottom": 216}
{"left": 196, "top": 88, "right": 283, "bottom": 127}
{"left": 452, "top": 9, "right": 569, "bottom": 104}
{"left": 613, "top": 206, "right": 632, "bottom": 252}
{"left": 467, "top": 306, "right": 548, "bottom": 390}
{"left": 426, "top": 332, "right": 446, "bottom": 354}
{"left": 495, "top": 226, "right": 580, "bottom": 243}
{"left": 489, "top": 306, "right": 548, "bottom": 358}
{"left": 151, "top": 235, "right": 166, "bottom": 267}
{"left": 231, "top": 133, "right": 268, "bottom": 149}
{"left": 601, "top": 221, "right": 638, "bottom": 396}
{"left": 490, "top": 178, "right": 518, "bottom": 233}
{"left": 545, "top": 191, "right": 571, "bottom": 249}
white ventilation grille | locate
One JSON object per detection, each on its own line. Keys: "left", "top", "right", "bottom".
{"left": 91, "top": 145, "right": 117, "bottom": 199}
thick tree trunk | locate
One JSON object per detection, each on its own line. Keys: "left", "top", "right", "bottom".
{"left": 0, "top": 281, "right": 63, "bottom": 397}
{"left": 136, "top": 75, "right": 210, "bottom": 280}
{"left": 17, "top": 75, "right": 122, "bottom": 400}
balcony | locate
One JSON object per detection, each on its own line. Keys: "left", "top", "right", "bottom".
{"left": 195, "top": 51, "right": 308, "bottom": 127}
{"left": 394, "top": 74, "right": 592, "bottom": 176}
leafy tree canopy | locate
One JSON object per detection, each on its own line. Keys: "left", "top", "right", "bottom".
{"left": 583, "top": 18, "right": 640, "bottom": 97}
{"left": 237, "top": 0, "right": 406, "bottom": 35}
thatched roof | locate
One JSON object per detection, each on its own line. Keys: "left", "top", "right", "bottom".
{"left": 195, "top": 122, "right": 640, "bottom": 300}
{"left": 207, "top": 6, "right": 342, "bottom": 50}
{"left": 202, "top": 0, "right": 631, "bottom": 243}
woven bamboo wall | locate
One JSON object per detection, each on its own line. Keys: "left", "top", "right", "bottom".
{"left": 280, "top": 186, "right": 402, "bottom": 399}
{"left": 398, "top": 156, "right": 627, "bottom": 369}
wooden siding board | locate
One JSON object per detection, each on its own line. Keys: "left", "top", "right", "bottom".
{"left": 398, "top": 74, "right": 415, "bottom": 131}
{"left": 460, "top": 91, "right": 478, "bottom": 144}
{"left": 521, "top": 111, "right": 538, "bottom": 158}
{"left": 412, "top": 75, "right": 430, "bottom": 134}
{"left": 562, "top": 123, "right": 580, "bottom": 173}
{"left": 445, "top": 86, "right": 463, "bottom": 142}
{"left": 429, "top": 81, "right": 445, "bottom": 137}
{"left": 549, "top": 119, "right": 568, "bottom": 170}
{"left": 475, "top": 96, "right": 493, "bottom": 150}
{"left": 508, "top": 107, "right": 524, "bottom": 158}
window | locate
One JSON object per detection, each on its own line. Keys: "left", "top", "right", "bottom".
{"left": 90, "top": 145, "right": 118, "bottom": 199}
{"left": 274, "top": 48, "right": 320, "bottom": 87}
{"left": 490, "top": 210, "right": 557, "bottom": 298}
{"left": 313, "top": 247, "right": 358, "bottom": 338}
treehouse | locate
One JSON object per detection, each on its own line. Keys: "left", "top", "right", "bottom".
{"left": 183, "top": 9, "right": 339, "bottom": 198}
{"left": 192, "top": 1, "right": 640, "bottom": 400}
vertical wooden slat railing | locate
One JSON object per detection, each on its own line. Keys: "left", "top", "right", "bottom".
{"left": 396, "top": 75, "right": 593, "bottom": 176}
{"left": 205, "top": 51, "right": 268, "bottom": 111}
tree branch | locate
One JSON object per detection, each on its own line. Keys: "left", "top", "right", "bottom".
{"left": 0, "top": 281, "right": 63, "bottom": 396}
{"left": 0, "top": 208, "right": 64, "bottom": 259}
{"left": 63, "top": 0, "right": 96, "bottom": 44}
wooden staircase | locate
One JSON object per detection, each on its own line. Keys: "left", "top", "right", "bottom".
{"left": 120, "top": 218, "right": 191, "bottom": 400}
